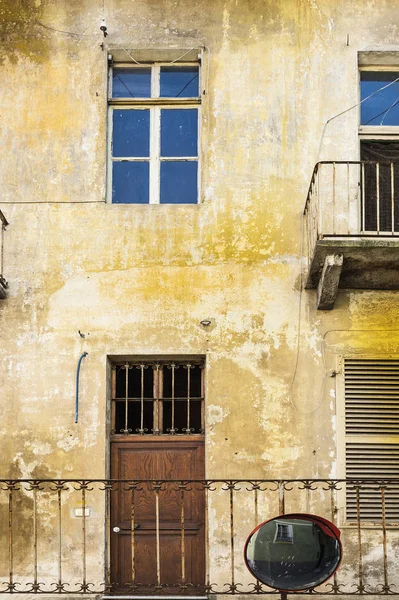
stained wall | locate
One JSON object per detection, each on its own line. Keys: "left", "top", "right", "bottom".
{"left": 1, "top": 0, "right": 399, "bottom": 590}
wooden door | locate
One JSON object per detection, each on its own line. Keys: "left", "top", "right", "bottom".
{"left": 110, "top": 437, "right": 205, "bottom": 594}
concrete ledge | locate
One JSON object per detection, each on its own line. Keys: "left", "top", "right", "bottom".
{"left": 306, "top": 237, "right": 399, "bottom": 290}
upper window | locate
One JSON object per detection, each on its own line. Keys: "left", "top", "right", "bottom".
{"left": 360, "top": 71, "right": 399, "bottom": 126}
{"left": 359, "top": 70, "right": 399, "bottom": 233}
{"left": 108, "top": 62, "right": 201, "bottom": 204}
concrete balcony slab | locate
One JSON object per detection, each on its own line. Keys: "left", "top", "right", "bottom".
{"left": 305, "top": 236, "right": 399, "bottom": 292}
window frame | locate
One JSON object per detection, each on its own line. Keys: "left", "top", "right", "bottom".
{"left": 357, "top": 65, "right": 399, "bottom": 233}
{"left": 273, "top": 522, "right": 294, "bottom": 543}
{"left": 107, "top": 60, "right": 202, "bottom": 205}
{"left": 110, "top": 357, "right": 206, "bottom": 436}
{"left": 358, "top": 66, "right": 399, "bottom": 140}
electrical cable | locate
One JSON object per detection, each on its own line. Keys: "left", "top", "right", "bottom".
{"left": 113, "top": 67, "right": 198, "bottom": 98}
{"left": 120, "top": 46, "right": 203, "bottom": 66}
{"left": 288, "top": 213, "right": 328, "bottom": 415}
{"left": 380, "top": 95, "right": 399, "bottom": 126}
{"left": 0, "top": 201, "right": 105, "bottom": 204}
{"left": 362, "top": 93, "right": 399, "bottom": 126}
{"left": 316, "top": 76, "right": 399, "bottom": 162}
{"left": 2, "top": 44, "right": 207, "bottom": 206}
{"left": 18, "top": 0, "right": 207, "bottom": 73}
{"left": 13, "top": 2, "right": 399, "bottom": 412}
{"left": 170, "top": 48, "right": 200, "bottom": 64}
{"left": 114, "top": 73, "right": 135, "bottom": 97}
{"left": 175, "top": 73, "right": 199, "bottom": 97}
{"left": 120, "top": 47, "right": 141, "bottom": 65}
{"left": 288, "top": 213, "right": 304, "bottom": 411}
{"left": 289, "top": 278, "right": 399, "bottom": 415}
{"left": 300, "top": 77, "right": 399, "bottom": 411}
{"left": 20, "top": 0, "right": 98, "bottom": 38}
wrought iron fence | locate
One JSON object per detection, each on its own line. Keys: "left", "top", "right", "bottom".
{"left": 0, "top": 478, "right": 398, "bottom": 595}
{"left": 0, "top": 209, "right": 8, "bottom": 299}
{"left": 303, "top": 161, "right": 399, "bottom": 263}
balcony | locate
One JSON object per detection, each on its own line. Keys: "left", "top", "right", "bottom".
{"left": 0, "top": 209, "right": 8, "bottom": 299}
{"left": 0, "top": 477, "right": 398, "bottom": 596}
{"left": 304, "top": 161, "right": 399, "bottom": 309}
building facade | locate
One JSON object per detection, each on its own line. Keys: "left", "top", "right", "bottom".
{"left": 1, "top": 0, "right": 399, "bottom": 595}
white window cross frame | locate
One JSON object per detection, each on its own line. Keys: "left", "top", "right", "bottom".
{"left": 107, "top": 62, "right": 201, "bottom": 205}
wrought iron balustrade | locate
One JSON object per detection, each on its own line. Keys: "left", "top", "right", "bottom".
{"left": 304, "top": 161, "right": 399, "bottom": 263}
{"left": 0, "top": 209, "right": 8, "bottom": 299}
{"left": 0, "top": 478, "right": 398, "bottom": 595}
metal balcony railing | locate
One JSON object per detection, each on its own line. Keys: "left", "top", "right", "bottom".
{"left": 0, "top": 478, "right": 398, "bottom": 595}
{"left": 0, "top": 209, "right": 8, "bottom": 299}
{"left": 304, "top": 161, "right": 399, "bottom": 264}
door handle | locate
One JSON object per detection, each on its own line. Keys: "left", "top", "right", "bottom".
{"left": 112, "top": 525, "right": 140, "bottom": 533}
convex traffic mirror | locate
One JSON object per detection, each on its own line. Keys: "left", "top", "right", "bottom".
{"left": 244, "top": 514, "right": 342, "bottom": 591}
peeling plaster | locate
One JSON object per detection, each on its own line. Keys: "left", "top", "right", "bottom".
{"left": 2, "top": 0, "right": 399, "bottom": 589}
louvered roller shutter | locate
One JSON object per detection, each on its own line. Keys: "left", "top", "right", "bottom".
{"left": 344, "top": 358, "right": 399, "bottom": 521}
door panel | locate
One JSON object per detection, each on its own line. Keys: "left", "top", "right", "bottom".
{"left": 111, "top": 437, "right": 205, "bottom": 593}
{"left": 118, "top": 532, "right": 199, "bottom": 587}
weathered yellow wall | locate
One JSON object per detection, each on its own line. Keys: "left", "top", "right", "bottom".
{"left": 2, "top": 0, "right": 399, "bottom": 590}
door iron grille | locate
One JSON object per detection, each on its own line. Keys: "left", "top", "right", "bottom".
{"left": 111, "top": 360, "right": 205, "bottom": 435}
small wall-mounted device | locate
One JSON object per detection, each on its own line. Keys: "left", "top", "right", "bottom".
{"left": 74, "top": 507, "right": 90, "bottom": 517}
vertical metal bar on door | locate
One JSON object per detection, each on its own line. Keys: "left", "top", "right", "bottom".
{"left": 172, "top": 363, "right": 175, "bottom": 433}
{"left": 131, "top": 486, "right": 136, "bottom": 584}
{"left": 381, "top": 486, "right": 389, "bottom": 592}
{"left": 155, "top": 487, "right": 161, "bottom": 587}
{"left": 391, "top": 163, "right": 395, "bottom": 235}
{"left": 330, "top": 485, "right": 338, "bottom": 592}
{"left": 229, "top": 484, "right": 235, "bottom": 590}
{"left": 376, "top": 162, "right": 380, "bottom": 234}
{"left": 180, "top": 486, "right": 186, "bottom": 585}
{"left": 332, "top": 162, "right": 336, "bottom": 234}
{"left": 82, "top": 487, "right": 87, "bottom": 588}
{"left": 106, "top": 485, "right": 111, "bottom": 589}
{"left": 205, "top": 485, "right": 210, "bottom": 593}
{"left": 8, "top": 487, "right": 13, "bottom": 590}
{"left": 355, "top": 486, "right": 364, "bottom": 592}
{"left": 33, "top": 486, "right": 38, "bottom": 589}
{"left": 347, "top": 162, "right": 350, "bottom": 234}
{"left": 153, "top": 364, "right": 160, "bottom": 434}
{"left": 57, "top": 486, "right": 62, "bottom": 590}
{"left": 279, "top": 483, "right": 285, "bottom": 515}
{"left": 361, "top": 163, "right": 365, "bottom": 232}
{"left": 124, "top": 364, "right": 129, "bottom": 433}
{"left": 187, "top": 365, "right": 191, "bottom": 433}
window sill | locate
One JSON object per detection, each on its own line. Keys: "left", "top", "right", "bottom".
{"left": 359, "top": 125, "right": 399, "bottom": 138}
{"left": 106, "top": 202, "right": 203, "bottom": 206}
{"left": 109, "top": 97, "right": 201, "bottom": 106}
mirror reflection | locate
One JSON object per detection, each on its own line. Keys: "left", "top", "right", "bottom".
{"left": 245, "top": 515, "right": 341, "bottom": 591}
